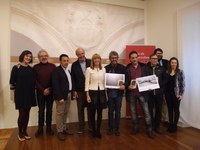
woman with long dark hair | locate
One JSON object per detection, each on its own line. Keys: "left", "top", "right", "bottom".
{"left": 10, "top": 50, "right": 36, "bottom": 141}
{"left": 165, "top": 57, "right": 185, "bottom": 132}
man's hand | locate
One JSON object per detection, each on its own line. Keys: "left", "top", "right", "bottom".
{"left": 43, "top": 88, "right": 50, "bottom": 96}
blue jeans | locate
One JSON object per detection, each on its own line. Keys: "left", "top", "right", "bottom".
{"left": 108, "top": 94, "right": 123, "bottom": 131}
{"left": 36, "top": 91, "right": 54, "bottom": 127}
{"left": 129, "top": 95, "right": 151, "bottom": 128}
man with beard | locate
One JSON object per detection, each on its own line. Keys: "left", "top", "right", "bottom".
{"left": 105, "top": 51, "right": 126, "bottom": 136}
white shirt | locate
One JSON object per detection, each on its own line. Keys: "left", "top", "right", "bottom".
{"left": 85, "top": 67, "right": 105, "bottom": 91}
{"left": 62, "top": 66, "right": 72, "bottom": 91}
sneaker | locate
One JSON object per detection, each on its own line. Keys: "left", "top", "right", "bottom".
{"left": 57, "top": 132, "right": 66, "bottom": 141}
{"left": 18, "top": 134, "right": 25, "bottom": 142}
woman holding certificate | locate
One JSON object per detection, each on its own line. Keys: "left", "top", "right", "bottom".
{"left": 85, "top": 53, "right": 107, "bottom": 138}
{"left": 165, "top": 57, "right": 185, "bottom": 133}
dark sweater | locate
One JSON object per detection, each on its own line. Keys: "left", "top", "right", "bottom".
{"left": 33, "top": 62, "right": 56, "bottom": 93}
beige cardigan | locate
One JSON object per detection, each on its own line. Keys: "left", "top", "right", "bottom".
{"left": 85, "top": 67, "right": 105, "bottom": 91}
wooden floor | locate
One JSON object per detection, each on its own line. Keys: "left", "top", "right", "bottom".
{"left": 2, "top": 119, "right": 200, "bottom": 150}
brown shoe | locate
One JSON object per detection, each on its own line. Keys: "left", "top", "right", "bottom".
{"left": 63, "top": 130, "right": 73, "bottom": 135}
{"left": 57, "top": 132, "right": 66, "bottom": 141}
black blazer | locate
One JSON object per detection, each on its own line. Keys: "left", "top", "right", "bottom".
{"left": 52, "top": 65, "right": 69, "bottom": 101}
{"left": 159, "top": 59, "right": 169, "bottom": 71}
{"left": 71, "top": 59, "right": 91, "bottom": 92}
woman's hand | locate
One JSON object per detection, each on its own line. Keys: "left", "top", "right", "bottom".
{"left": 177, "top": 95, "right": 183, "bottom": 100}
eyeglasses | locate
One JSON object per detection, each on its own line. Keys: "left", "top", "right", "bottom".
{"left": 151, "top": 58, "right": 158, "bottom": 60}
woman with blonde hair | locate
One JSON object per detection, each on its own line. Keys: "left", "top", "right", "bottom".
{"left": 85, "top": 53, "right": 107, "bottom": 138}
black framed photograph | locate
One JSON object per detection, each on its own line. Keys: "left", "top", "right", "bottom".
{"left": 130, "top": 79, "right": 137, "bottom": 89}
{"left": 105, "top": 73, "right": 125, "bottom": 89}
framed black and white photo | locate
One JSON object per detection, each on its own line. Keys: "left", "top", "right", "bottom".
{"left": 105, "top": 73, "right": 125, "bottom": 89}
{"left": 136, "top": 75, "right": 160, "bottom": 92}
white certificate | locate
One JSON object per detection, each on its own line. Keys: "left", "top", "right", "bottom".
{"left": 105, "top": 73, "right": 125, "bottom": 89}
{"left": 136, "top": 75, "right": 160, "bottom": 92}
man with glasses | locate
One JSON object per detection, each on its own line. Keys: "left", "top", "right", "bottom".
{"left": 154, "top": 48, "right": 169, "bottom": 125}
{"left": 143, "top": 54, "right": 166, "bottom": 134}
{"left": 33, "top": 50, "right": 56, "bottom": 137}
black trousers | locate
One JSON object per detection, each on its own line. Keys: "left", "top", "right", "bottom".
{"left": 165, "top": 92, "right": 181, "bottom": 126}
{"left": 36, "top": 91, "right": 54, "bottom": 127}
{"left": 89, "top": 90, "right": 103, "bottom": 133}
{"left": 148, "top": 93, "right": 163, "bottom": 129}
{"left": 76, "top": 91, "right": 92, "bottom": 130}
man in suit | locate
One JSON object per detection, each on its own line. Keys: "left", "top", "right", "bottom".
{"left": 52, "top": 54, "right": 72, "bottom": 141}
{"left": 154, "top": 48, "right": 169, "bottom": 71}
{"left": 71, "top": 48, "right": 92, "bottom": 133}
{"left": 154, "top": 48, "right": 169, "bottom": 124}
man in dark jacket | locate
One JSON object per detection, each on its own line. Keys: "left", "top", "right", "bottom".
{"left": 142, "top": 53, "right": 166, "bottom": 134}
{"left": 125, "top": 51, "right": 153, "bottom": 138}
{"left": 52, "top": 54, "right": 72, "bottom": 141}
{"left": 71, "top": 48, "right": 92, "bottom": 133}
{"left": 154, "top": 48, "right": 169, "bottom": 124}
{"left": 105, "top": 51, "right": 126, "bottom": 136}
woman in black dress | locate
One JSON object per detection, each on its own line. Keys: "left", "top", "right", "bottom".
{"left": 165, "top": 57, "right": 185, "bottom": 133}
{"left": 10, "top": 50, "right": 37, "bottom": 141}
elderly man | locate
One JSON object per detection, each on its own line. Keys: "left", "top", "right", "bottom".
{"left": 33, "top": 50, "right": 56, "bottom": 137}
{"left": 71, "top": 48, "right": 92, "bottom": 133}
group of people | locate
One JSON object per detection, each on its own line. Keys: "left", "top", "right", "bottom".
{"left": 9, "top": 47, "right": 185, "bottom": 142}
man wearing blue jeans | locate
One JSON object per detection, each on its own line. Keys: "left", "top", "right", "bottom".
{"left": 125, "top": 51, "right": 154, "bottom": 138}
{"left": 105, "top": 51, "right": 126, "bottom": 136}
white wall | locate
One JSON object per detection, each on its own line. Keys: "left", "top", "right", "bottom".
{"left": 0, "top": 0, "right": 145, "bottom": 129}
{"left": 1, "top": 0, "right": 200, "bottom": 129}
{"left": 146, "top": 0, "right": 200, "bottom": 59}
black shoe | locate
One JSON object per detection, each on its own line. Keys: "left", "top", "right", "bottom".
{"left": 147, "top": 130, "right": 154, "bottom": 139}
{"left": 96, "top": 132, "right": 102, "bottom": 139}
{"left": 92, "top": 131, "right": 97, "bottom": 137}
{"left": 46, "top": 126, "right": 54, "bottom": 135}
{"left": 107, "top": 129, "right": 113, "bottom": 135}
{"left": 155, "top": 128, "right": 162, "bottom": 134}
{"left": 167, "top": 124, "right": 173, "bottom": 133}
{"left": 114, "top": 130, "right": 120, "bottom": 136}
{"left": 131, "top": 128, "right": 139, "bottom": 135}
{"left": 35, "top": 127, "right": 43, "bottom": 137}
{"left": 171, "top": 124, "right": 177, "bottom": 133}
